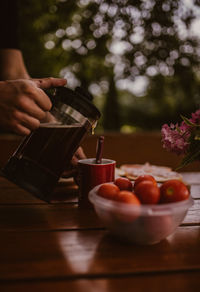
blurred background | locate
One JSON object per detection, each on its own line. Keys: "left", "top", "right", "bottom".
{"left": 18, "top": 0, "right": 200, "bottom": 133}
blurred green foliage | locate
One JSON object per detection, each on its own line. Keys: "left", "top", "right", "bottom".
{"left": 19, "top": 0, "right": 200, "bottom": 132}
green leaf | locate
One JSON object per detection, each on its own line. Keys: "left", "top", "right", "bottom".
{"left": 180, "top": 115, "right": 198, "bottom": 127}
{"left": 176, "top": 147, "right": 200, "bottom": 170}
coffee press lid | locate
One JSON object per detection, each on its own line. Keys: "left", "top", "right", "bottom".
{"left": 52, "top": 86, "right": 101, "bottom": 121}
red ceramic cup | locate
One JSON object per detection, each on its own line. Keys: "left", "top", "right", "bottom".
{"left": 77, "top": 158, "right": 116, "bottom": 207}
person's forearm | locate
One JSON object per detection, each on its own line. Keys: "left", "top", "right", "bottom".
{"left": 0, "top": 49, "right": 30, "bottom": 80}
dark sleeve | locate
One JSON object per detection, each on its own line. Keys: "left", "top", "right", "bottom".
{"left": 0, "top": 0, "right": 20, "bottom": 49}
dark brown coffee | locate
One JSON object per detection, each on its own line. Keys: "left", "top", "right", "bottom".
{"left": 3, "top": 123, "right": 86, "bottom": 201}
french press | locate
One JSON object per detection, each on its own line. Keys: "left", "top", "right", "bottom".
{"left": 2, "top": 87, "right": 101, "bottom": 201}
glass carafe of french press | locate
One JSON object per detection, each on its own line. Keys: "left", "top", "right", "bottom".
{"left": 2, "top": 87, "right": 101, "bottom": 202}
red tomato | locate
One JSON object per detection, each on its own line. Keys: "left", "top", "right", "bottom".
{"left": 97, "top": 183, "right": 120, "bottom": 200}
{"left": 115, "top": 190, "right": 141, "bottom": 205}
{"left": 134, "top": 180, "right": 160, "bottom": 204}
{"left": 134, "top": 175, "right": 157, "bottom": 191}
{"left": 114, "top": 191, "right": 141, "bottom": 222}
{"left": 114, "top": 177, "right": 133, "bottom": 191}
{"left": 160, "top": 179, "right": 190, "bottom": 203}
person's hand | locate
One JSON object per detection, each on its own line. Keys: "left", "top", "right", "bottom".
{"left": 0, "top": 77, "right": 66, "bottom": 135}
{"left": 62, "top": 147, "right": 87, "bottom": 179}
{"left": 71, "top": 147, "right": 87, "bottom": 166}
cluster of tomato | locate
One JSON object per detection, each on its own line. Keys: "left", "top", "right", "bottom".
{"left": 97, "top": 175, "right": 190, "bottom": 205}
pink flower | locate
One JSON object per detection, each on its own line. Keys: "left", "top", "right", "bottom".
{"left": 179, "top": 120, "right": 190, "bottom": 132}
{"left": 161, "top": 123, "right": 190, "bottom": 155}
{"left": 191, "top": 109, "right": 200, "bottom": 124}
{"left": 161, "top": 109, "right": 200, "bottom": 168}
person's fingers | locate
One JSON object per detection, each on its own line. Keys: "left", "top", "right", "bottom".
{"left": 12, "top": 80, "right": 52, "bottom": 112}
{"left": 11, "top": 110, "right": 42, "bottom": 135}
{"left": 5, "top": 116, "right": 31, "bottom": 136}
{"left": 18, "top": 85, "right": 52, "bottom": 112}
{"left": 0, "top": 107, "right": 30, "bottom": 136}
{"left": 34, "top": 77, "right": 67, "bottom": 89}
{"left": 14, "top": 123, "right": 31, "bottom": 136}
{"left": 13, "top": 110, "right": 40, "bottom": 131}
{"left": 70, "top": 147, "right": 86, "bottom": 166}
{"left": 71, "top": 155, "right": 79, "bottom": 166}
{"left": 16, "top": 95, "right": 47, "bottom": 120}
{"left": 75, "top": 147, "right": 87, "bottom": 160}
{"left": 21, "top": 78, "right": 66, "bottom": 112}
{"left": 34, "top": 88, "right": 52, "bottom": 111}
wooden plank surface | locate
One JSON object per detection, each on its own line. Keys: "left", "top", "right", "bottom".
{"left": 1, "top": 271, "right": 200, "bottom": 292}
{"left": 181, "top": 172, "right": 200, "bottom": 184}
{"left": 0, "top": 172, "right": 199, "bottom": 231}
{"left": 0, "top": 176, "right": 78, "bottom": 205}
{"left": 182, "top": 199, "right": 200, "bottom": 225}
{"left": 0, "top": 170, "right": 199, "bottom": 291}
{"left": 0, "top": 199, "right": 199, "bottom": 232}
{"left": 0, "top": 204, "right": 103, "bottom": 231}
{"left": 0, "top": 172, "right": 200, "bottom": 204}
{"left": 0, "top": 227, "right": 200, "bottom": 281}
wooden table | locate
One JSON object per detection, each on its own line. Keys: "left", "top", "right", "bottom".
{"left": 0, "top": 172, "right": 200, "bottom": 292}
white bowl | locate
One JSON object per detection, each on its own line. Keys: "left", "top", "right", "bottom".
{"left": 89, "top": 184, "right": 194, "bottom": 245}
